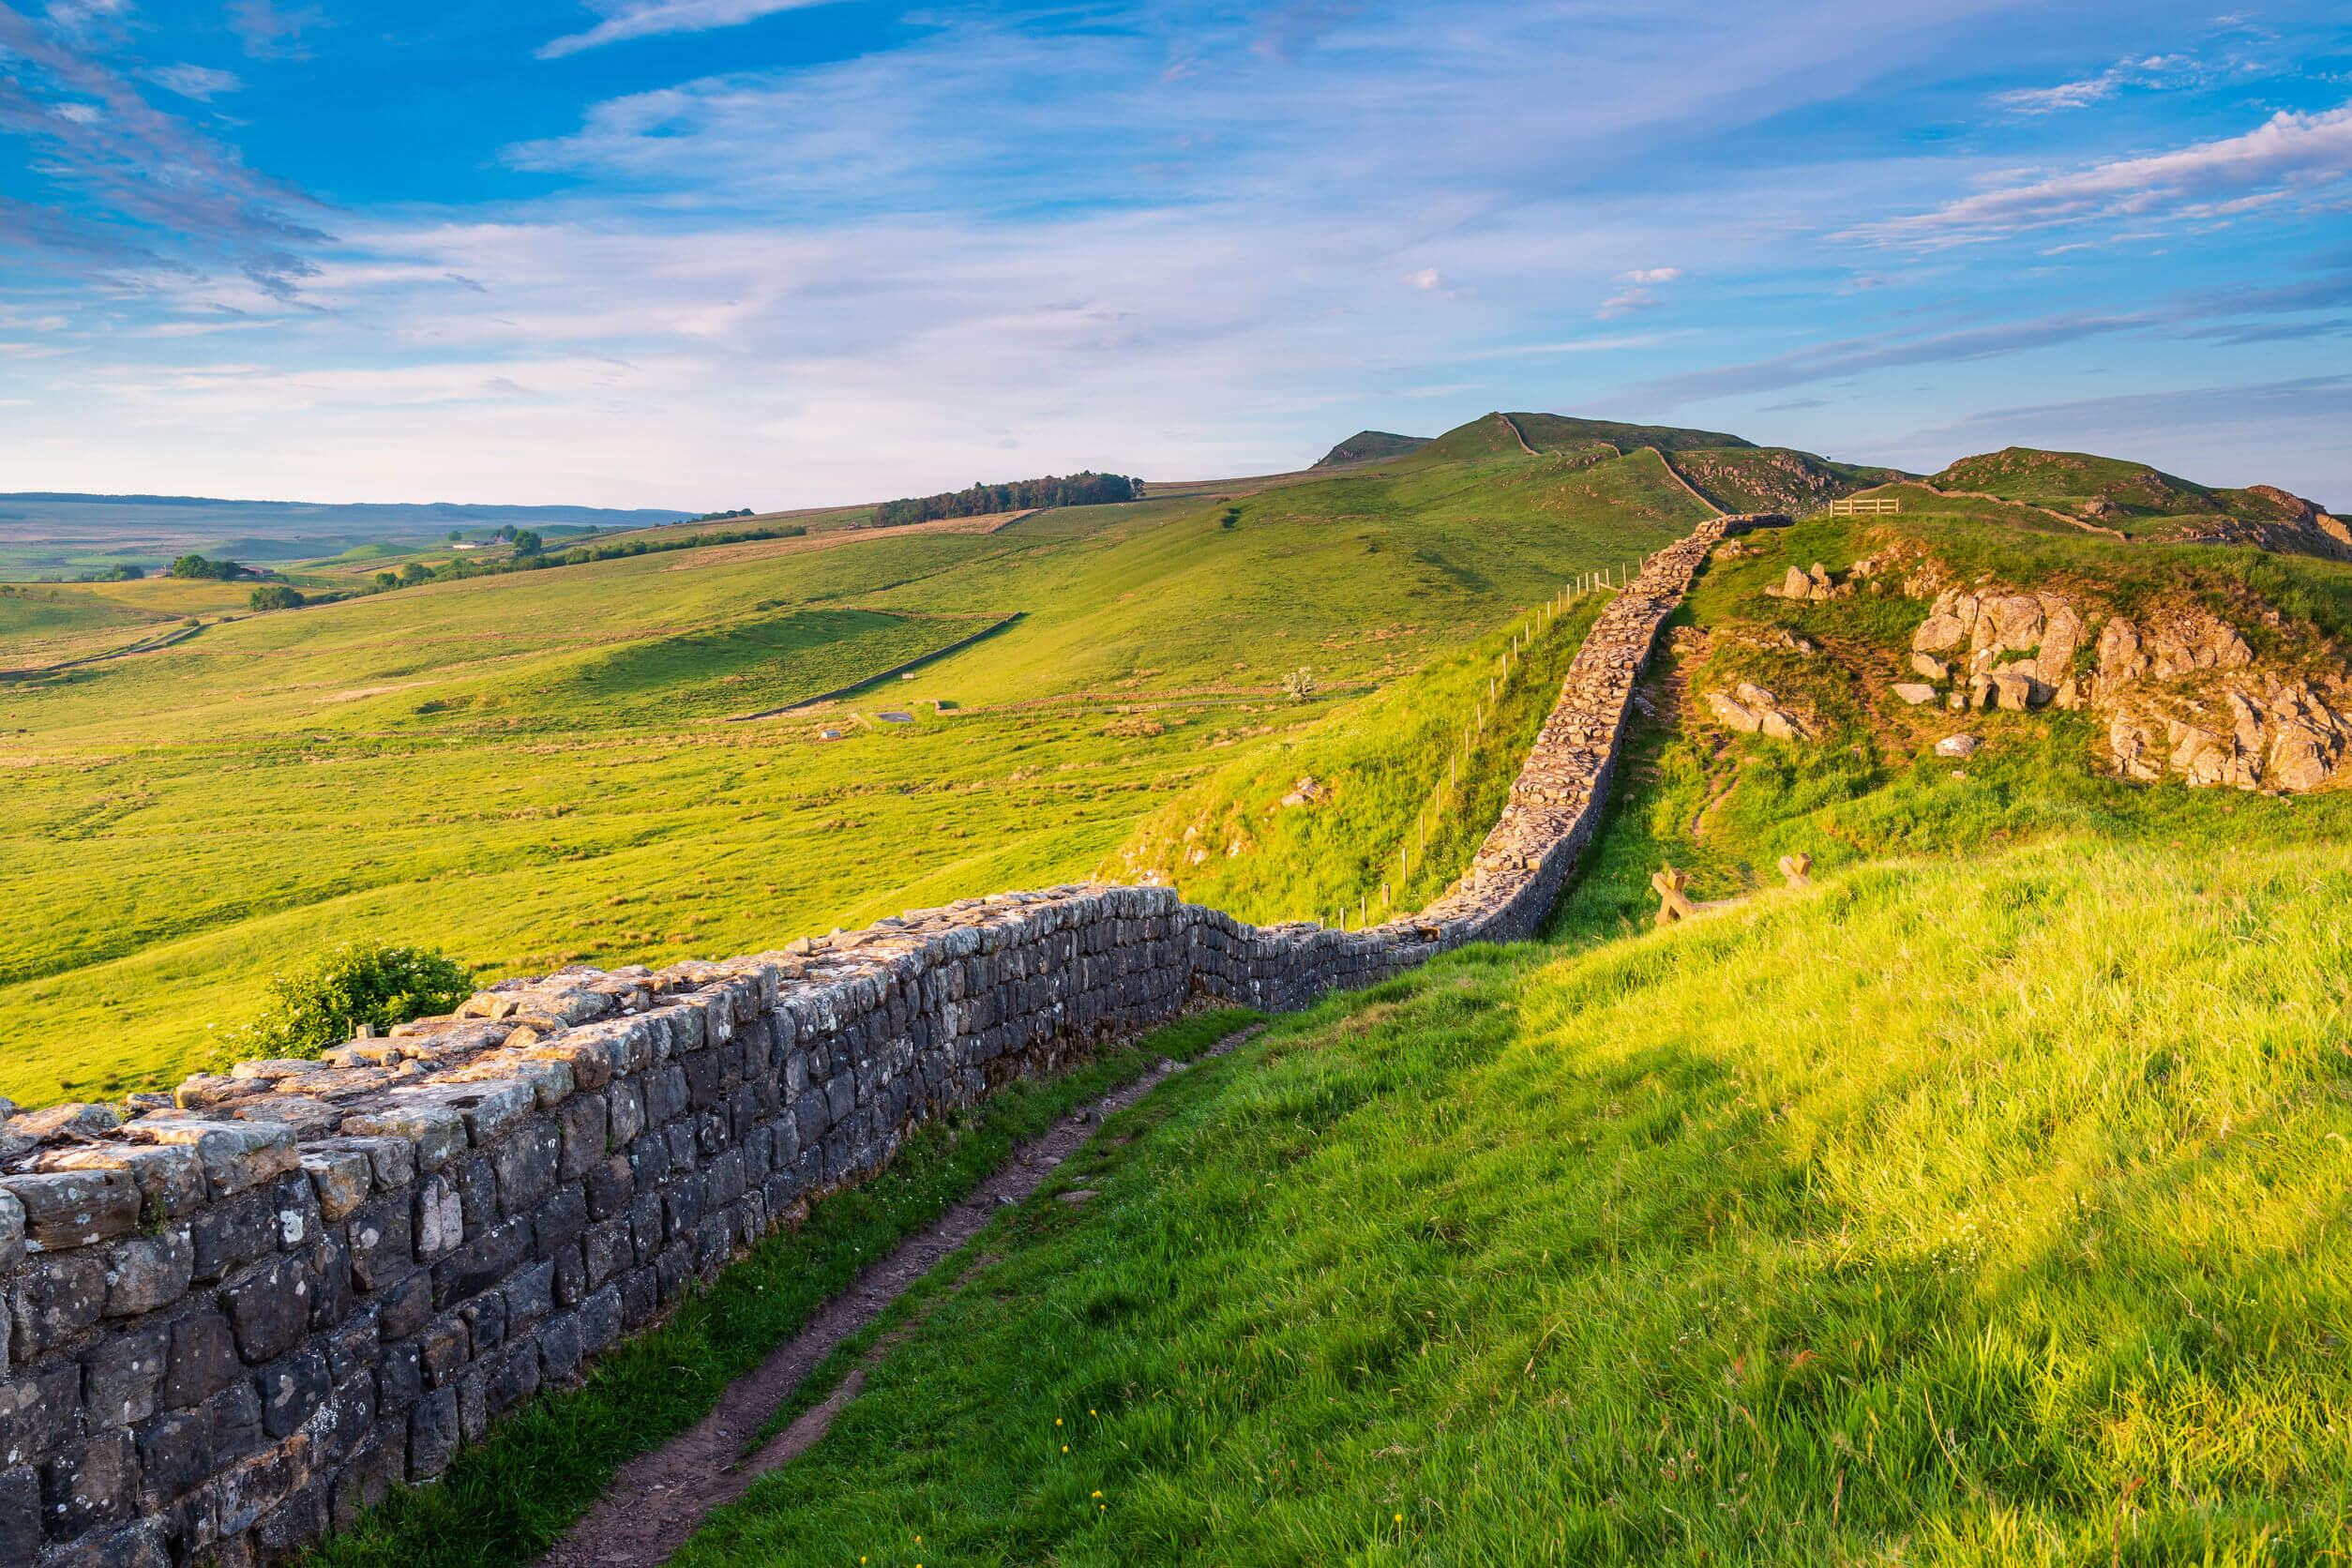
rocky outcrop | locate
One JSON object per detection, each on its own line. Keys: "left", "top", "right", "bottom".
{"left": 1704, "top": 682, "right": 1811, "bottom": 739}
{"left": 1908, "top": 586, "right": 2088, "bottom": 713}
{"left": 1900, "top": 580, "right": 2352, "bottom": 792}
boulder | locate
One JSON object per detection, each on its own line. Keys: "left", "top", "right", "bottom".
{"left": 1910, "top": 652, "right": 1949, "bottom": 682}
{"left": 1934, "top": 733, "right": 1980, "bottom": 759}
{"left": 1892, "top": 683, "right": 1938, "bottom": 705}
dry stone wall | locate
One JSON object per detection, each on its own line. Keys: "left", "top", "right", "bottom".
{"left": 0, "top": 515, "right": 1738, "bottom": 1568}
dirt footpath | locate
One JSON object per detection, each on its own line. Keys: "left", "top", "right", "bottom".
{"left": 536, "top": 1025, "right": 1258, "bottom": 1568}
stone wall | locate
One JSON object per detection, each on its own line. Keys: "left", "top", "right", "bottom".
{"left": 0, "top": 514, "right": 1736, "bottom": 1568}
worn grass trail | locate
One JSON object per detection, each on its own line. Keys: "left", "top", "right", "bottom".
{"left": 669, "top": 840, "right": 2352, "bottom": 1567}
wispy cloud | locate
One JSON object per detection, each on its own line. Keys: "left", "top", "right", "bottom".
{"left": 143, "top": 63, "right": 243, "bottom": 100}
{"left": 0, "top": 5, "right": 331, "bottom": 294}
{"left": 536, "top": 0, "right": 846, "bottom": 58}
{"left": 1851, "top": 102, "right": 2352, "bottom": 245}
{"left": 1993, "top": 53, "right": 2199, "bottom": 113}
{"left": 226, "top": 0, "right": 325, "bottom": 59}
{"left": 1597, "top": 266, "right": 1681, "bottom": 319}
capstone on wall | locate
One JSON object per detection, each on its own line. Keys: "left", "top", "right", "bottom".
{"left": 0, "top": 513, "right": 1738, "bottom": 1568}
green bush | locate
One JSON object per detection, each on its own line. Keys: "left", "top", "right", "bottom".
{"left": 222, "top": 942, "right": 472, "bottom": 1061}
{"left": 248, "top": 583, "right": 305, "bottom": 611}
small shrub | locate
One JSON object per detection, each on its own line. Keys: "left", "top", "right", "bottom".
{"left": 1281, "top": 667, "right": 1317, "bottom": 702}
{"left": 249, "top": 583, "right": 305, "bottom": 611}
{"left": 222, "top": 942, "right": 472, "bottom": 1061}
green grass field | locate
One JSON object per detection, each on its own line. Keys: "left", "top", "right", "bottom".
{"left": 0, "top": 433, "right": 1707, "bottom": 1105}
{"left": 135, "top": 427, "right": 2352, "bottom": 1568}
{"left": 656, "top": 835, "right": 2352, "bottom": 1567}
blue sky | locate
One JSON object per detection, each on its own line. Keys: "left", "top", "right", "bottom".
{"left": 1, "top": 0, "right": 2347, "bottom": 508}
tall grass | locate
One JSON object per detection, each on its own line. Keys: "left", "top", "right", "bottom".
{"left": 678, "top": 839, "right": 2352, "bottom": 1566}
{"left": 1106, "top": 592, "right": 1610, "bottom": 925}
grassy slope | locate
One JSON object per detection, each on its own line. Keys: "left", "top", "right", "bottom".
{"left": 1550, "top": 509, "right": 2352, "bottom": 938}
{"left": 0, "top": 441, "right": 1694, "bottom": 1105}
{"left": 676, "top": 836, "right": 2352, "bottom": 1568}
{"left": 647, "top": 501, "right": 2352, "bottom": 1567}
{"left": 1101, "top": 591, "right": 1610, "bottom": 926}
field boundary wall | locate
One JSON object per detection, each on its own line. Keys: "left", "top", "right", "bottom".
{"left": 0, "top": 513, "right": 1754, "bottom": 1568}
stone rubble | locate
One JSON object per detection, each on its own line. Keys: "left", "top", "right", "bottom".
{"left": 0, "top": 516, "right": 1738, "bottom": 1568}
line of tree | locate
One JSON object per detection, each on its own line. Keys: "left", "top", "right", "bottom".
{"left": 871, "top": 472, "right": 1140, "bottom": 528}
{"left": 364, "top": 522, "right": 806, "bottom": 593}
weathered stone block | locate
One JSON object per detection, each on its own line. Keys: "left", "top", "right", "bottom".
{"left": 536, "top": 1312, "right": 583, "bottom": 1382}
{"left": 338, "top": 1100, "right": 465, "bottom": 1172}
{"left": 328, "top": 1420, "right": 404, "bottom": 1531}
{"left": 128, "top": 1122, "right": 297, "bottom": 1199}
{"left": 346, "top": 1195, "right": 415, "bottom": 1293}
{"left": 188, "top": 1192, "right": 279, "bottom": 1283}
{"left": 251, "top": 1475, "right": 326, "bottom": 1562}
{"left": 376, "top": 1273, "right": 431, "bottom": 1341}
{"left": 133, "top": 1408, "right": 210, "bottom": 1504}
{"left": 42, "top": 1519, "right": 169, "bottom": 1568}
{"left": 554, "top": 1093, "right": 608, "bottom": 1182}
{"left": 210, "top": 1425, "right": 309, "bottom": 1539}
{"left": 430, "top": 1214, "right": 531, "bottom": 1306}
{"left": 83, "top": 1326, "right": 169, "bottom": 1428}
{"left": 455, "top": 1291, "right": 504, "bottom": 1358}
{"left": 374, "top": 1341, "right": 420, "bottom": 1418}
{"left": 2, "top": 1170, "right": 140, "bottom": 1250}
{"left": 414, "top": 1174, "right": 463, "bottom": 1261}
{"left": 606, "top": 1077, "right": 646, "bottom": 1147}
{"left": 482, "top": 1340, "right": 538, "bottom": 1420}
{"left": 161, "top": 1314, "right": 241, "bottom": 1410}
{"left": 258, "top": 1349, "right": 330, "bottom": 1439}
{"left": 12, "top": 1250, "right": 108, "bottom": 1355}
{"left": 582, "top": 1153, "right": 633, "bottom": 1221}
{"left": 298, "top": 1148, "right": 372, "bottom": 1221}
{"left": 0, "top": 1461, "right": 38, "bottom": 1564}
{"left": 580, "top": 1283, "right": 624, "bottom": 1357}
{"left": 204, "top": 1378, "right": 265, "bottom": 1468}
{"left": 220, "top": 1256, "right": 311, "bottom": 1364}
{"left": 99, "top": 1228, "right": 194, "bottom": 1318}
{"left": 1, "top": 1363, "right": 82, "bottom": 1466}
{"left": 408, "top": 1387, "right": 458, "bottom": 1480}
{"left": 0, "top": 1191, "right": 21, "bottom": 1278}
{"left": 493, "top": 1118, "right": 561, "bottom": 1214}
{"left": 38, "top": 1146, "right": 204, "bottom": 1224}
{"left": 41, "top": 1427, "right": 138, "bottom": 1539}
{"left": 416, "top": 1313, "right": 468, "bottom": 1391}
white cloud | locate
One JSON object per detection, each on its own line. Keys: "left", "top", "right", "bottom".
{"left": 1854, "top": 102, "right": 2352, "bottom": 245}
{"left": 1406, "top": 267, "right": 1445, "bottom": 290}
{"left": 1595, "top": 288, "right": 1659, "bottom": 318}
{"left": 536, "top": 0, "right": 848, "bottom": 59}
{"left": 1620, "top": 266, "right": 1681, "bottom": 283}
{"left": 144, "top": 64, "right": 245, "bottom": 101}
{"left": 1992, "top": 54, "right": 2199, "bottom": 114}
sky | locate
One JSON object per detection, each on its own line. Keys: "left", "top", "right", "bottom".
{"left": 0, "top": 1, "right": 2347, "bottom": 509}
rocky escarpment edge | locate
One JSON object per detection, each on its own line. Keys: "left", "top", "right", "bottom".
{"left": 0, "top": 514, "right": 1741, "bottom": 1568}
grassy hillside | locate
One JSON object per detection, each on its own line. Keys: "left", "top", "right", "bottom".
{"left": 1669, "top": 446, "right": 1902, "bottom": 517}
{"left": 0, "top": 430, "right": 1704, "bottom": 1105}
{"left": 1101, "top": 589, "right": 1610, "bottom": 926}
{"left": 1314, "top": 430, "right": 1430, "bottom": 466}
{"left": 651, "top": 835, "right": 2352, "bottom": 1567}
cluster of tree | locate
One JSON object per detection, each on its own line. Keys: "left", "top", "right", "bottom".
{"left": 688, "top": 507, "right": 758, "bottom": 523}
{"left": 871, "top": 472, "right": 1140, "bottom": 528}
{"left": 363, "top": 522, "right": 806, "bottom": 592}
{"left": 168, "top": 554, "right": 255, "bottom": 580}
{"left": 249, "top": 584, "right": 306, "bottom": 611}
